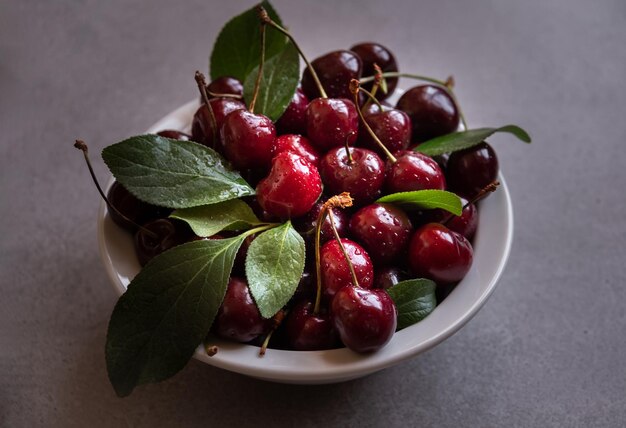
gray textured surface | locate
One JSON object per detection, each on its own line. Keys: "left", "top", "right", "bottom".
{"left": 1, "top": 0, "right": 626, "bottom": 426}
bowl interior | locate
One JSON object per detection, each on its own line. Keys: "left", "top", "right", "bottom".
{"left": 97, "top": 99, "right": 513, "bottom": 384}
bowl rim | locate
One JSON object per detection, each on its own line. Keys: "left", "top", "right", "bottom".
{"left": 97, "top": 99, "right": 514, "bottom": 383}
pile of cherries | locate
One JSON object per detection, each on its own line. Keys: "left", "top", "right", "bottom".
{"left": 106, "top": 41, "right": 499, "bottom": 354}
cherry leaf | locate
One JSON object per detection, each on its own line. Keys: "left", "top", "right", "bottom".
{"left": 387, "top": 279, "right": 437, "bottom": 330}
{"left": 415, "top": 125, "right": 531, "bottom": 156}
{"left": 376, "top": 190, "right": 462, "bottom": 215}
{"left": 170, "top": 199, "right": 260, "bottom": 237}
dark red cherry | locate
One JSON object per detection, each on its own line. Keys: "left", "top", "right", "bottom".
{"left": 320, "top": 238, "right": 374, "bottom": 300}
{"left": 134, "top": 218, "right": 193, "bottom": 266}
{"left": 221, "top": 110, "right": 276, "bottom": 170}
{"left": 319, "top": 147, "right": 385, "bottom": 205}
{"left": 430, "top": 196, "right": 478, "bottom": 240}
{"left": 293, "top": 199, "right": 349, "bottom": 244}
{"left": 349, "top": 42, "right": 398, "bottom": 100}
{"left": 306, "top": 98, "right": 359, "bottom": 151}
{"left": 408, "top": 223, "right": 473, "bottom": 284}
{"left": 301, "top": 50, "right": 362, "bottom": 100}
{"left": 275, "top": 86, "right": 309, "bottom": 135}
{"left": 446, "top": 142, "right": 499, "bottom": 199}
{"left": 385, "top": 151, "right": 446, "bottom": 193}
{"left": 272, "top": 134, "right": 320, "bottom": 167}
{"left": 331, "top": 286, "right": 397, "bottom": 353}
{"left": 213, "top": 277, "right": 270, "bottom": 343}
{"left": 396, "top": 85, "right": 459, "bottom": 141}
{"left": 285, "top": 301, "right": 339, "bottom": 350}
{"left": 374, "top": 266, "right": 407, "bottom": 290}
{"left": 256, "top": 152, "right": 322, "bottom": 219}
{"left": 359, "top": 108, "right": 412, "bottom": 156}
{"left": 106, "top": 181, "right": 171, "bottom": 232}
{"left": 156, "top": 130, "right": 191, "bottom": 141}
{"left": 349, "top": 203, "right": 413, "bottom": 265}
{"left": 206, "top": 76, "right": 243, "bottom": 98}
{"left": 191, "top": 98, "right": 246, "bottom": 149}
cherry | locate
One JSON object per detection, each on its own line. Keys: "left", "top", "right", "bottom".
{"left": 256, "top": 151, "right": 322, "bottom": 219}
{"left": 275, "top": 86, "right": 309, "bottom": 135}
{"left": 191, "top": 97, "right": 246, "bottom": 149}
{"left": 206, "top": 76, "right": 243, "bottom": 98}
{"left": 349, "top": 203, "right": 413, "bottom": 265}
{"left": 385, "top": 150, "right": 446, "bottom": 193}
{"left": 134, "top": 218, "right": 193, "bottom": 266}
{"left": 331, "top": 286, "right": 397, "bottom": 353}
{"left": 374, "top": 266, "right": 407, "bottom": 290}
{"left": 408, "top": 223, "right": 473, "bottom": 284}
{"left": 306, "top": 98, "right": 359, "bottom": 151}
{"left": 272, "top": 134, "right": 320, "bottom": 167}
{"left": 396, "top": 85, "right": 459, "bottom": 141}
{"left": 433, "top": 196, "right": 478, "bottom": 240}
{"left": 350, "top": 42, "right": 398, "bottom": 100}
{"left": 156, "top": 130, "right": 191, "bottom": 141}
{"left": 293, "top": 199, "right": 349, "bottom": 244}
{"left": 285, "top": 300, "right": 339, "bottom": 350}
{"left": 301, "top": 50, "right": 362, "bottom": 100}
{"left": 319, "top": 146, "right": 385, "bottom": 205}
{"left": 446, "top": 142, "right": 499, "bottom": 199}
{"left": 358, "top": 108, "right": 412, "bottom": 156}
{"left": 213, "top": 277, "right": 270, "bottom": 343}
{"left": 320, "top": 238, "right": 374, "bottom": 300}
{"left": 220, "top": 109, "right": 276, "bottom": 170}
{"left": 106, "top": 181, "right": 171, "bottom": 232}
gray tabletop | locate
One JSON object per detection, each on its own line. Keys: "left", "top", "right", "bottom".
{"left": 2, "top": 0, "right": 626, "bottom": 426}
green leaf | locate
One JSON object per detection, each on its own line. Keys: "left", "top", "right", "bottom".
{"left": 170, "top": 199, "right": 260, "bottom": 237}
{"left": 210, "top": 1, "right": 286, "bottom": 82}
{"left": 243, "top": 41, "right": 300, "bottom": 121}
{"left": 106, "top": 236, "right": 246, "bottom": 397}
{"left": 377, "top": 190, "right": 462, "bottom": 215}
{"left": 415, "top": 125, "right": 532, "bottom": 157}
{"left": 102, "top": 135, "right": 255, "bottom": 209}
{"left": 245, "top": 221, "right": 305, "bottom": 318}
{"left": 387, "top": 279, "right": 437, "bottom": 330}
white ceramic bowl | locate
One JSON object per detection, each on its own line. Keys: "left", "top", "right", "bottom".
{"left": 97, "top": 99, "right": 513, "bottom": 384}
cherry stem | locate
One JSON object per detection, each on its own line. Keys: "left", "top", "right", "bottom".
{"left": 441, "top": 181, "right": 500, "bottom": 226}
{"left": 73, "top": 140, "right": 159, "bottom": 240}
{"left": 360, "top": 71, "right": 468, "bottom": 130}
{"left": 327, "top": 209, "right": 360, "bottom": 288}
{"left": 349, "top": 79, "right": 397, "bottom": 163}
{"left": 258, "top": 6, "right": 328, "bottom": 98}
{"left": 194, "top": 71, "right": 219, "bottom": 148}
{"left": 249, "top": 20, "right": 267, "bottom": 113}
{"left": 259, "top": 309, "right": 287, "bottom": 357}
{"left": 207, "top": 91, "right": 242, "bottom": 100}
{"left": 205, "top": 344, "right": 218, "bottom": 357}
{"left": 360, "top": 64, "right": 384, "bottom": 114}
{"left": 344, "top": 132, "right": 354, "bottom": 164}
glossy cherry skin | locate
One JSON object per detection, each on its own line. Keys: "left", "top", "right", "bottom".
{"left": 221, "top": 109, "right": 276, "bottom": 170}
{"left": 359, "top": 108, "right": 412, "bottom": 156}
{"left": 301, "top": 50, "right": 362, "bottom": 100}
{"left": 350, "top": 42, "right": 398, "bottom": 100}
{"left": 156, "top": 129, "right": 191, "bottom": 140}
{"left": 293, "top": 199, "right": 349, "bottom": 244}
{"left": 272, "top": 134, "right": 320, "bottom": 167}
{"left": 430, "top": 196, "right": 478, "bottom": 240}
{"left": 349, "top": 203, "right": 413, "bottom": 265}
{"left": 374, "top": 267, "right": 407, "bottom": 290}
{"left": 385, "top": 151, "right": 446, "bottom": 193}
{"left": 320, "top": 238, "right": 374, "bottom": 300}
{"left": 408, "top": 223, "right": 473, "bottom": 284}
{"left": 319, "top": 147, "right": 385, "bottom": 205}
{"left": 275, "top": 86, "right": 309, "bottom": 135}
{"left": 446, "top": 142, "right": 499, "bottom": 199}
{"left": 331, "top": 286, "right": 397, "bottom": 353}
{"left": 256, "top": 152, "right": 322, "bottom": 219}
{"left": 213, "top": 277, "right": 270, "bottom": 343}
{"left": 191, "top": 98, "right": 246, "bottom": 149}
{"left": 134, "top": 218, "right": 193, "bottom": 266}
{"left": 396, "top": 85, "right": 459, "bottom": 141}
{"left": 285, "top": 300, "right": 340, "bottom": 350}
{"left": 207, "top": 76, "right": 243, "bottom": 98}
{"left": 106, "top": 181, "right": 171, "bottom": 232}
{"left": 306, "top": 98, "right": 359, "bottom": 151}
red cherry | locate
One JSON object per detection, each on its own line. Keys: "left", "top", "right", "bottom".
{"left": 275, "top": 86, "right": 309, "bottom": 135}
{"left": 301, "top": 50, "right": 362, "bottom": 100}
{"left": 306, "top": 98, "right": 358, "bottom": 152}
{"left": 293, "top": 199, "right": 349, "bottom": 244}
{"left": 206, "top": 76, "right": 243, "bottom": 98}
{"left": 319, "top": 146, "right": 385, "bottom": 205}
{"left": 256, "top": 152, "right": 322, "bottom": 219}
{"left": 358, "top": 108, "right": 411, "bottom": 156}
{"left": 385, "top": 151, "right": 446, "bottom": 193}
{"left": 430, "top": 196, "right": 478, "bottom": 240}
{"left": 396, "top": 85, "right": 459, "bottom": 142}
{"left": 285, "top": 300, "right": 339, "bottom": 350}
{"left": 221, "top": 110, "right": 276, "bottom": 170}
{"left": 374, "top": 266, "right": 407, "bottom": 290}
{"left": 446, "top": 142, "right": 499, "bottom": 199}
{"left": 272, "top": 134, "right": 320, "bottom": 167}
{"left": 408, "top": 223, "right": 473, "bottom": 284}
{"left": 331, "top": 286, "right": 397, "bottom": 353}
{"left": 349, "top": 42, "right": 399, "bottom": 101}
{"left": 320, "top": 238, "right": 374, "bottom": 300}
{"left": 191, "top": 98, "right": 246, "bottom": 149}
